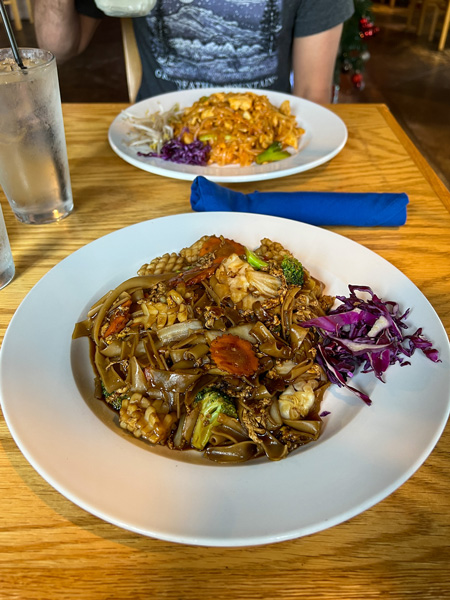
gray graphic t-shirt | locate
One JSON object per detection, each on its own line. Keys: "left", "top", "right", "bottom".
{"left": 76, "top": 0, "right": 354, "bottom": 100}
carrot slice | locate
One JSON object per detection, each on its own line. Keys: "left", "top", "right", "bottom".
{"left": 199, "top": 235, "right": 222, "bottom": 256}
{"left": 210, "top": 334, "right": 259, "bottom": 377}
{"left": 199, "top": 236, "right": 245, "bottom": 259}
{"left": 103, "top": 300, "right": 131, "bottom": 337}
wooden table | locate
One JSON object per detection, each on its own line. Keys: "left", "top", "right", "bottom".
{"left": 1, "top": 104, "right": 449, "bottom": 599}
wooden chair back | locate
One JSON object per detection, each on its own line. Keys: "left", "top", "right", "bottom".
{"left": 120, "top": 18, "right": 142, "bottom": 104}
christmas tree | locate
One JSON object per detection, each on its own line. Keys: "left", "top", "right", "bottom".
{"left": 334, "top": 0, "right": 379, "bottom": 94}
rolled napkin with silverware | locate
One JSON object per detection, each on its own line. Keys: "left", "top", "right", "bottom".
{"left": 190, "top": 176, "right": 409, "bottom": 227}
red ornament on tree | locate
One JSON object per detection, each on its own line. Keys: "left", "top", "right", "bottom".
{"left": 351, "top": 72, "right": 364, "bottom": 89}
{"left": 359, "top": 16, "right": 380, "bottom": 38}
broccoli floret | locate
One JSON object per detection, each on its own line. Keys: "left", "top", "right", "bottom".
{"left": 281, "top": 255, "right": 304, "bottom": 286}
{"left": 101, "top": 382, "right": 127, "bottom": 411}
{"left": 255, "top": 142, "right": 290, "bottom": 164}
{"left": 192, "top": 387, "right": 238, "bottom": 450}
{"left": 245, "top": 247, "right": 269, "bottom": 270}
{"left": 110, "top": 395, "right": 126, "bottom": 411}
{"left": 101, "top": 382, "right": 112, "bottom": 398}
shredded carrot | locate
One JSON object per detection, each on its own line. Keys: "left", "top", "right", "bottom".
{"left": 210, "top": 334, "right": 259, "bottom": 377}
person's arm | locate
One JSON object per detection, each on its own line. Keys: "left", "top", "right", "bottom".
{"left": 292, "top": 23, "right": 343, "bottom": 104}
{"left": 34, "top": 0, "right": 101, "bottom": 63}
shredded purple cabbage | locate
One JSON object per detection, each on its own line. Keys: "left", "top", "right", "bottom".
{"left": 138, "top": 136, "right": 210, "bottom": 166}
{"left": 301, "top": 285, "right": 441, "bottom": 405}
{"left": 319, "top": 410, "right": 331, "bottom": 417}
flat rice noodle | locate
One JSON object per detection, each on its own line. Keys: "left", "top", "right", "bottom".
{"left": 127, "top": 356, "right": 148, "bottom": 393}
{"left": 281, "top": 286, "right": 303, "bottom": 337}
{"left": 156, "top": 319, "right": 203, "bottom": 344}
{"left": 144, "top": 367, "right": 202, "bottom": 393}
{"left": 170, "top": 359, "right": 196, "bottom": 370}
{"left": 72, "top": 319, "right": 91, "bottom": 339}
{"left": 86, "top": 289, "right": 112, "bottom": 318}
{"left": 253, "top": 383, "right": 272, "bottom": 400}
{"left": 182, "top": 405, "right": 200, "bottom": 441}
{"left": 227, "top": 323, "right": 258, "bottom": 344}
{"left": 93, "top": 274, "right": 173, "bottom": 344}
{"left": 221, "top": 306, "right": 242, "bottom": 326}
{"left": 173, "top": 412, "right": 186, "bottom": 448}
{"left": 201, "top": 278, "right": 222, "bottom": 306}
{"left": 204, "top": 441, "right": 260, "bottom": 463}
{"left": 251, "top": 322, "right": 291, "bottom": 358}
{"left": 216, "top": 413, "right": 249, "bottom": 442}
{"left": 250, "top": 321, "right": 274, "bottom": 344}
{"left": 170, "top": 331, "right": 206, "bottom": 349}
{"left": 208, "top": 432, "right": 229, "bottom": 446}
{"left": 144, "top": 331, "right": 165, "bottom": 369}
{"left": 184, "top": 373, "right": 220, "bottom": 406}
{"left": 131, "top": 288, "right": 144, "bottom": 302}
{"left": 283, "top": 419, "right": 322, "bottom": 437}
{"left": 290, "top": 324, "right": 309, "bottom": 350}
{"left": 120, "top": 335, "right": 138, "bottom": 360}
{"left": 256, "top": 431, "right": 288, "bottom": 461}
{"left": 259, "top": 339, "right": 292, "bottom": 359}
{"left": 100, "top": 340, "right": 122, "bottom": 357}
{"left": 268, "top": 399, "right": 283, "bottom": 427}
{"left": 203, "top": 330, "right": 223, "bottom": 345}
{"left": 184, "top": 343, "right": 209, "bottom": 361}
{"left": 193, "top": 290, "right": 210, "bottom": 311}
{"left": 168, "top": 348, "right": 185, "bottom": 363}
{"left": 94, "top": 348, "right": 125, "bottom": 393}
{"left": 287, "top": 359, "right": 314, "bottom": 381}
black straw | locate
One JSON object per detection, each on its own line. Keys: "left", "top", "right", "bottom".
{"left": 0, "top": 0, "right": 26, "bottom": 69}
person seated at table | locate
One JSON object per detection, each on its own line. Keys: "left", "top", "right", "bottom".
{"left": 34, "top": 0, "right": 354, "bottom": 104}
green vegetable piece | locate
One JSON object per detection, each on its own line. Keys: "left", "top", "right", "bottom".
{"left": 198, "top": 133, "right": 217, "bottom": 142}
{"left": 110, "top": 395, "right": 126, "bottom": 411}
{"left": 101, "top": 382, "right": 112, "bottom": 398}
{"left": 192, "top": 387, "right": 238, "bottom": 450}
{"left": 281, "top": 255, "right": 304, "bottom": 286}
{"left": 255, "top": 141, "right": 290, "bottom": 165}
{"left": 101, "top": 382, "right": 127, "bottom": 411}
{"left": 245, "top": 247, "right": 269, "bottom": 270}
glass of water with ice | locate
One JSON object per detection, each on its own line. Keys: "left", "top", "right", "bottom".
{"left": 0, "top": 48, "right": 73, "bottom": 225}
{"left": 0, "top": 203, "right": 14, "bottom": 289}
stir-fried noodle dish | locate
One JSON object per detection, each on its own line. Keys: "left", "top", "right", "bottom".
{"left": 123, "top": 91, "right": 305, "bottom": 167}
{"left": 73, "top": 236, "right": 335, "bottom": 463}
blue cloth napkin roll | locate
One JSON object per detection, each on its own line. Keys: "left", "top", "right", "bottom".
{"left": 190, "top": 176, "right": 409, "bottom": 227}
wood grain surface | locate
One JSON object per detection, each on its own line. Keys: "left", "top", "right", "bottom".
{"left": 0, "top": 103, "right": 449, "bottom": 600}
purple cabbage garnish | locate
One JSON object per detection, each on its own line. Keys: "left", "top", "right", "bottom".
{"left": 138, "top": 135, "right": 210, "bottom": 166}
{"left": 301, "top": 285, "right": 441, "bottom": 405}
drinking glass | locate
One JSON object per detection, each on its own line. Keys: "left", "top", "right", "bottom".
{"left": 0, "top": 203, "right": 14, "bottom": 289}
{"left": 0, "top": 48, "right": 73, "bottom": 225}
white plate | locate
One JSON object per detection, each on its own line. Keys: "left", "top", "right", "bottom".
{"left": 108, "top": 88, "right": 348, "bottom": 182}
{"left": 1, "top": 213, "right": 449, "bottom": 547}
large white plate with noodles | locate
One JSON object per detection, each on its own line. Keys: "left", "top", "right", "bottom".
{"left": 1, "top": 213, "right": 449, "bottom": 547}
{"left": 108, "top": 88, "right": 348, "bottom": 182}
